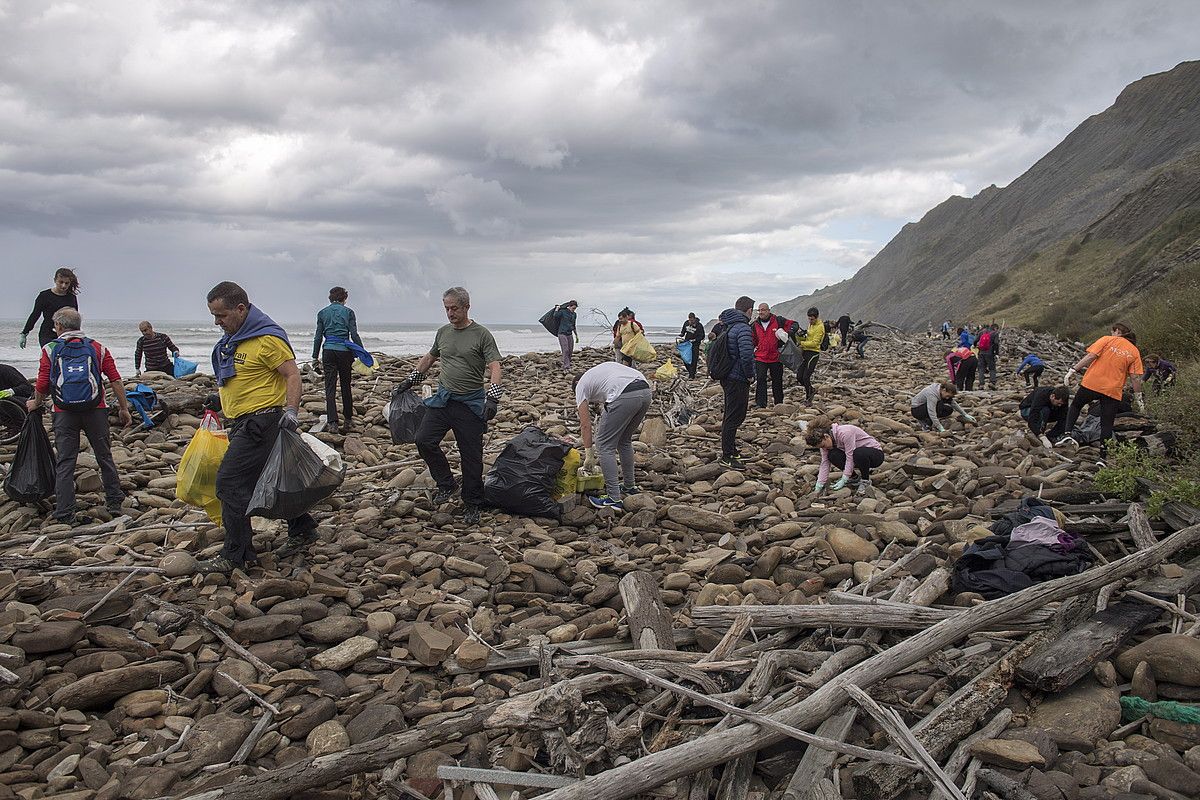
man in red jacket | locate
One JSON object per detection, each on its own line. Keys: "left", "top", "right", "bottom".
{"left": 750, "top": 303, "right": 799, "bottom": 408}
{"left": 26, "top": 308, "right": 132, "bottom": 525}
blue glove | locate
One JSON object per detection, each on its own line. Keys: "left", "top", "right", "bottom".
{"left": 813, "top": 482, "right": 825, "bottom": 494}
{"left": 831, "top": 476, "right": 849, "bottom": 491}
{"left": 280, "top": 408, "right": 300, "bottom": 431}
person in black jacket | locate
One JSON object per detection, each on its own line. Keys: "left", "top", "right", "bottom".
{"left": 1020, "top": 385, "right": 1069, "bottom": 447}
{"left": 836, "top": 314, "right": 852, "bottom": 350}
{"left": 678, "top": 313, "right": 705, "bottom": 379}
{"left": 710, "top": 297, "right": 755, "bottom": 471}
{"left": 0, "top": 364, "right": 32, "bottom": 399}
{"left": 21, "top": 268, "right": 80, "bottom": 349}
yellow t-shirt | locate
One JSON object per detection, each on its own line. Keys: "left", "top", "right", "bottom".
{"left": 218, "top": 335, "right": 293, "bottom": 419}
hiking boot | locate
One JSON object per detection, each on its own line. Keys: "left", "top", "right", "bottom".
{"left": 197, "top": 556, "right": 237, "bottom": 575}
{"left": 106, "top": 498, "right": 125, "bottom": 515}
{"left": 433, "top": 485, "right": 459, "bottom": 505}
{"left": 621, "top": 484, "right": 641, "bottom": 496}
{"left": 588, "top": 494, "right": 625, "bottom": 511}
{"left": 463, "top": 505, "right": 481, "bottom": 526}
{"left": 56, "top": 513, "right": 94, "bottom": 528}
{"left": 277, "top": 528, "right": 318, "bottom": 558}
{"left": 718, "top": 455, "right": 745, "bottom": 471}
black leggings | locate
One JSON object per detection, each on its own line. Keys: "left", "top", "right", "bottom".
{"left": 911, "top": 401, "right": 953, "bottom": 423}
{"left": 1064, "top": 386, "right": 1120, "bottom": 445}
{"left": 322, "top": 350, "right": 355, "bottom": 426}
{"left": 797, "top": 350, "right": 820, "bottom": 401}
{"left": 829, "top": 447, "right": 885, "bottom": 480}
{"left": 955, "top": 357, "right": 978, "bottom": 391}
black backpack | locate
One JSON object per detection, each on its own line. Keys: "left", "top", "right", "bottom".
{"left": 538, "top": 308, "right": 560, "bottom": 336}
{"left": 707, "top": 328, "right": 734, "bottom": 379}
{"left": 820, "top": 327, "right": 831, "bottom": 351}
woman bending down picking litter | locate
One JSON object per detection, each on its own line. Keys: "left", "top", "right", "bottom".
{"left": 805, "top": 415, "right": 884, "bottom": 496}
{"left": 910, "top": 382, "right": 976, "bottom": 432}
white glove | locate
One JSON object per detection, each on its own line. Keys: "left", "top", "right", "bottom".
{"left": 775, "top": 328, "right": 788, "bottom": 343}
{"left": 582, "top": 449, "right": 598, "bottom": 471}
{"left": 1039, "top": 435, "right": 1054, "bottom": 449}
{"left": 1063, "top": 368, "right": 1077, "bottom": 386}
{"left": 1133, "top": 392, "right": 1145, "bottom": 413}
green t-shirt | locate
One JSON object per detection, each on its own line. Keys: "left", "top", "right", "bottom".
{"left": 430, "top": 322, "right": 502, "bottom": 393}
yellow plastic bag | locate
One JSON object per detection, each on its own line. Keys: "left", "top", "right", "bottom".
{"left": 352, "top": 359, "right": 376, "bottom": 376}
{"left": 654, "top": 361, "right": 678, "bottom": 380}
{"left": 552, "top": 447, "right": 581, "bottom": 500}
{"left": 176, "top": 411, "right": 229, "bottom": 525}
{"left": 621, "top": 332, "right": 657, "bottom": 362}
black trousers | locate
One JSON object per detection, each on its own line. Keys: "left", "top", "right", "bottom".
{"left": 955, "top": 357, "right": 978, "bottom": 391}
{"left": 839, "top": 325, "right": 850, "bottom": 349}
{"left": 720, "top": 379, "right": 750, "bottom": 458}
{"left": 755, "top": 361, "right": 784, "bottom": 406}
{"left": 322, "top": 349, "right": 355, "bottom": 426}
{"left": 216, "top": 411, "right": 316, "bottom": 566}
{"left": 1022, "top": 406, "right": 1067, "bottom": 441}
{"left": 685, "top": 339, "right": 700, "bottom": 379}
{"left": 911, "top": 400, "right": 954, "bottom": 423}
{"left": 1065, "top": 386, "right": 1120, "bottom": 445}
{"left": 52, "top": 409, "right": 124, "bottom": 520}
{"left": 797, "top": 350, "right": 820, "bottom": 401}
{"left": 829, "top": 446, "right": 885, "bottom": 480}
{"left": 1021, "top": 364, "right": 1045, "bottom": 387}
{"left": 415, "top": 400, "right": 486, "bottom": 506}
{"left": 978, "top": 351, "right": 997, "bottom": 387}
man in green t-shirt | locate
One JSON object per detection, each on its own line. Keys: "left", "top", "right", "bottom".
{"left": 401, "top": 287, "right": 503, "bottom": 525}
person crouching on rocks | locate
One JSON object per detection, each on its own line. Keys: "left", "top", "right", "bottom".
{"left": 805, "top": 415, "right": 884, "bottom": 496}
{"left": 910, "top": 381, "right": 976, "bottom": 432}
{"left": 573, "top": 362, "right": 652, "bottom": 511}
{"left": 1020, "top": 385, "right": 1069, "bottom": 448}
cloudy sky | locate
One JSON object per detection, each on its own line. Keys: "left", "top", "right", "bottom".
{"left": 1, "top": 1, "right": 1195, "bottom": 327}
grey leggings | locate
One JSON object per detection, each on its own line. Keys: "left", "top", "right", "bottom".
{"left": 594, "top": 388, "right": 652, "bottom": 500}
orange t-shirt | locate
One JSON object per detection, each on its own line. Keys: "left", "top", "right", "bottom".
{"left": 1081, "top": 335, "right": 1143, "bottom": 399}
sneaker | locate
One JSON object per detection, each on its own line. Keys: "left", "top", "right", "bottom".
{"left": 717, "top": 455, "right": 745, "bottom": 471}
{"left": 916, "top": 420, "right": 932, "bottom": 431}
{"left": 463, "top": 505, "right": 481, "bottom": 525}
{"left": 856, "top": 479, "right": 872, "bottom": 496}
{"left": 1054, "top": 436, "right": 1077, "bottom": 448}
{"left": 588, "top": 494, "right": 625, "bottom": 511}
{"left": 277, "top": 528, "right": 318, "bottom": 558}
{"left": 56, "top": 513, "right": 94, "bottom": 527}
{"left": 197, "top": 556, "right": 237, "bottom": 575}
{"left": 621, "top": 484, "right": 641, "bottom": 496}
{"left": 432, "top": 485, "right": 460, "bottom": 504}
{"left": 106, "top": 498, "right": 125, "bottom": 515}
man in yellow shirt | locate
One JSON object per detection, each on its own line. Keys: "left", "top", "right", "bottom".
{"left": 199, "top": 281, "right": 317, "bottom": 574}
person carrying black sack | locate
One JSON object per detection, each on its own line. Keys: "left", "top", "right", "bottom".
{"left": 201, "top": 281, "right": 317, "bottom": 574}
{"left": 678, "top": 312, "right": 705, "bottom": 379}
{"left": 401, "top": 287, "right": 503, "bottom": 526}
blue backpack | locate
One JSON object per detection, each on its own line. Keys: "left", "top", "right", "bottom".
{"left": 49, "top": 337, "right": 104, "bottom": 412}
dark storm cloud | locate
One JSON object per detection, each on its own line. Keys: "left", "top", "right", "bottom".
{"left": 0, "top": 0, "right": 1194, "bottom": 324}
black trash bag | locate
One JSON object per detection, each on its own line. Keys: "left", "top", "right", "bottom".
{"left": 248, "top": 429, "right": 345, "bottom": 519}
{"left": 5, "top": 410, "right": 55, "bottom": 503}
{"left": 779, "top": 340, "right": 802, "bottom": 374}
{"left": 483, "top": 426, "right": 570, "bottom": 519}
{"left": 388, "top": 388, "right": 426, "bottom": 444}
{"left": 538, "top": 307, "right": 561, "bottom": 336}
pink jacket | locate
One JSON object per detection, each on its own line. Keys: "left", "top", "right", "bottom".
{"left": 818, "top": 423, "right": 882, "bottom": 484}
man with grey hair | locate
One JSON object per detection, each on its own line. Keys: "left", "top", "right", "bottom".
{"left": 27, "top": 307, "right": 132, "bottom": 525}
{"left": 399, "top": 287, "right": 503, "bottom": 526}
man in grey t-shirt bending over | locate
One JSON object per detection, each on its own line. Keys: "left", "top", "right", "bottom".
{"left": 400, "top": 287, "right": 503, "bottom": 526}
{"left": 573, "top": 362, "right": 653, "bottom": 511}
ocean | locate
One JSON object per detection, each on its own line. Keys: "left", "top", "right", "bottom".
{"left": 0, "top": 320, "right": 682, "bottom": 379}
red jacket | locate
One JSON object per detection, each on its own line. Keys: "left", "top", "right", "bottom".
{"left": 750, "top": 315, "right": 796, "bottom": 363}
{"left": 36, "top": 333, "right": 121, "bottom": 411}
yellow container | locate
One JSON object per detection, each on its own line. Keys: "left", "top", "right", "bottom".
{"left": 576, "top": 469, "right": 605, "bottom": 492}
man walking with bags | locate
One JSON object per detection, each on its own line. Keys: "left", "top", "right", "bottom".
{"left": 403, "top": 287, "right": 503, "bottom": 526}
{"left": 26, "top": 308, "right": 132, "bottom": 525}
{"left": 201, "top": 281, "right": 317, "bottom": 574}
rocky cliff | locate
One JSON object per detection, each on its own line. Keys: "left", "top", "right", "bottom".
{"left": 775, "top": 61, "right": 1200, "bottom": 335}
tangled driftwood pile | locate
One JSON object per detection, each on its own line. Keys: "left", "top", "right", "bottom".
{"left": 0, "top": 330, "right": 1197, "bottom": 800}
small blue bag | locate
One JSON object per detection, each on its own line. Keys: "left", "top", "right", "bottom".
{"left": 173, "top": 356, "right": 198, "bottom": 378}
{"left": 323, "top": 337, "right": 374, "bottom": 367}
{"left": 127, "top": 384, "right": 161, "bottom": 428}
{"left": 676, "top": 341, "right": 693, "bottom": 364}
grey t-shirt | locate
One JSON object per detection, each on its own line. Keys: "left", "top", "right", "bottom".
{"left": 430, "top": 322, "right": 502, "bottom": 393}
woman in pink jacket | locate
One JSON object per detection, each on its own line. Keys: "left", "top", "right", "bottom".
{"left": 804, "top": 415, "right": 884, "bottom": 496}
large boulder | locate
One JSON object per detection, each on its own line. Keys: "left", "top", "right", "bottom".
{"left": 1116, "top": 635, "right": 1200, "bottom": 687}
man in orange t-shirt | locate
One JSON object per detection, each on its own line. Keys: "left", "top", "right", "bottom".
{"left": 1063, "top": 322, "right": 1144, "bottom": 454}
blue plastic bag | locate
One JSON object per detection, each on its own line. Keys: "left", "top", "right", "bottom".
{"left": 676, "top": 341, "right": 693, "bottom": 364}
{"left": 128, "top": 384, "right": 161, "bottom": 428}
{"left": 173, "top": 356, "right": 198, "bottom": 378}
{"left": 323, "top": 337, "right": 374, "bottom": 367}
